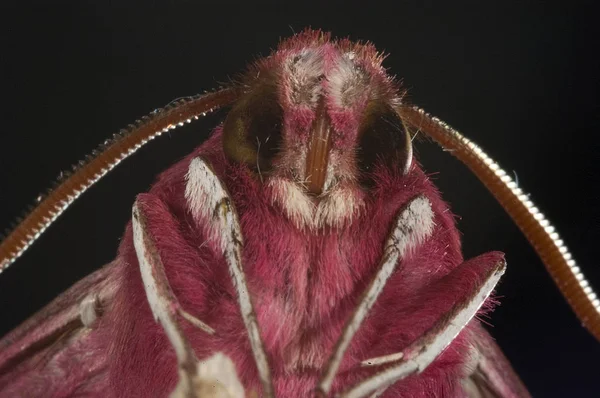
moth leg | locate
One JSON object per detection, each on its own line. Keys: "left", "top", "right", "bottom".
{"left": 132, "top": 202, "right": 244, "bottom": 398}
{"left": 316, "top": 195, "right": 436, "bottom": 396}
{"left": 462, "top": 323, "right": 531, "bottom": 398}
{"left": 339, "top": 254, "right": 506, "bottom": 398}
{"left": 78, "top": 293, "right": 101, "bottom": 327}
{"left": 185, "top": 156, "right": 274, "bottom": 398}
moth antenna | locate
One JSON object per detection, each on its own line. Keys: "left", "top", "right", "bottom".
{"left": 397, "top": 105, "right": 600, "bottom": 342}
{"left": 0, "top": 87, "right": 240, "bottom": 274}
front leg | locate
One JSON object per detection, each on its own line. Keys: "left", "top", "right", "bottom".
{"left": 342, "top": 253, "right": 506, "bottom": 397}
{"left": 317, "top": 195, "right": 436, "bottom": 396}
{"left": 132, "top": 197, "right": 244, "bottom": 398}
{"left": 131, "top": 156, "right": 275, "bottom": 398}
{"left": 315, "top": 193, "right": 510, "bottom": 397}
{"left": 185, "top": 157, "right": 274, "bottom": 397}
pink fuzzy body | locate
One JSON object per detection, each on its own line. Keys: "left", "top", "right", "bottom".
{"left": 102, "top": 127, "right": 484, "bottom": 397}
{"left": 0, "top": 30, "right": 511, "bottom": 397}
{"left": 102, "top": 31, "right": 497, "bottom": 397}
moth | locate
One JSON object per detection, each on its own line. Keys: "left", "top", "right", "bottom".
{"left": 0, "top": 29, "right": 598, "bottom": 397}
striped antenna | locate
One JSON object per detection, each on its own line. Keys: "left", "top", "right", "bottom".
{"left": 398, "top": 105, "right": 600, "bottom": 342}
{"left": 0, "top": 87, "right": 240, "bottom": 273}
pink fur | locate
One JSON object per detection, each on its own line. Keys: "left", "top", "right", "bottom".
{"left": 100, "top": 127, "right": 498, "bottom": 396}
{"left": 98, "top": 30, "right": 504, "bottom": 397}
{"left": 0, "top": 30, "right": 507, "bottom": 397}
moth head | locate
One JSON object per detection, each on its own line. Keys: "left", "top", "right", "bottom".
{"left": 222, "top": 31, "right": 412, "bottom": 229}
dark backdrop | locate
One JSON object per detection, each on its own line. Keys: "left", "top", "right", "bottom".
{"left": 1, "top": 1, "right": 599, "bottom": 396}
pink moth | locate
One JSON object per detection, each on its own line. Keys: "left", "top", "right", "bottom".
{"left": 0, "top": 30, "right": 598, "bottom": 397}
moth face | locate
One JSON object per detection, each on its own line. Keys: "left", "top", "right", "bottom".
{"left": 223, "top": 44, "right": 412, "bottom": 229}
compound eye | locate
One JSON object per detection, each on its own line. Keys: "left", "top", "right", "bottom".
{"left": 356, "top": 102, "right": 412, "bottom": 186}
{"left": 222, "top": 82, "right": 283, "bottom": 173}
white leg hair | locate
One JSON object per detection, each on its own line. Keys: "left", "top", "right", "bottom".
{"left": 185, "top": 157, "right": 274, "bottom": 398}
{"left": 316, "top": 196, "right": 435, "bottom": 396}
{"left": 133, "top": 203, "right": 244, "bottom": 398}
{"left": 339, "top": 261, "right": 506, "bottom": 398}
{"left": 78, "top": 293, "right": 100, "bottom": 328}
{"left": 360, "top": 352, "right": 405, "bottom": 367}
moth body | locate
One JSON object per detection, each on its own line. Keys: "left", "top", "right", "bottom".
{"left": 105, "top": 32, "right": 500, "bottom": 396}
{"left": 106, "top": 129, "right": 476, "bottom": 396}
{"left": 0, "top": 30, "right": 542, "bottom": 398}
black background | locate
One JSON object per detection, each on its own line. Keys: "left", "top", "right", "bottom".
{"left": 1, "top": 1, "right": 599, "bottom": 396}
